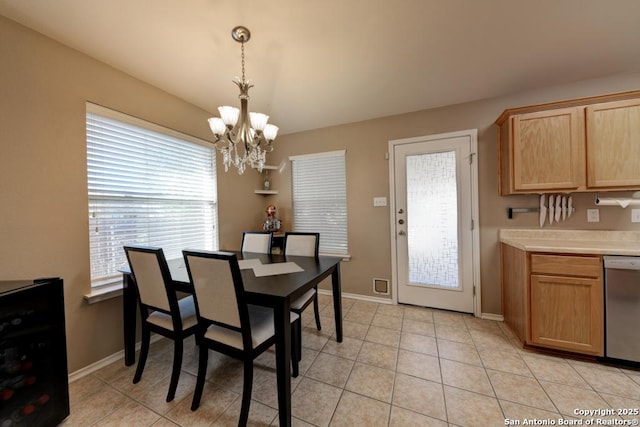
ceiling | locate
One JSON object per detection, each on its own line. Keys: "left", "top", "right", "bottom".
{"left": 2, "top": 0, "right": 640, "bottom": 135}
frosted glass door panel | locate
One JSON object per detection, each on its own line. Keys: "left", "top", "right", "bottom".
{"left": 406, "top": 151, "right": 459, "bottom": 288}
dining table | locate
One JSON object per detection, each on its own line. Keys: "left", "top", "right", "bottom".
{"left": 120, "top": 250, "right": 343, "bottom": 427}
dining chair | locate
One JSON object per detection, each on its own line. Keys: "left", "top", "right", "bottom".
{"left": 182, "top": 250, "right": 301, "bottom": 423}
{"left": 283, "top": 232, "right": 322, "bottom": 332}
{"left": 241, "top": 231, "right": 273, "bottom": 253}
{"left": 123, "top": 245, "right": 198, "bottom": 402}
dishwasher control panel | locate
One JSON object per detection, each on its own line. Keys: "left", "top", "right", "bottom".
{"left": 603, "top": 256, "right": 640, "bottom": 270}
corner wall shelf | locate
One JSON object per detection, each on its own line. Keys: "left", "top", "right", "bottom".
{"left": 255, "top": 165, "right": 278, "bottom": 195}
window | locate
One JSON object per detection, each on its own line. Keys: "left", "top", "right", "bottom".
{"left": 86, "top": 103, "right": 218, "bottom": 287}
{"left": 290, "top": 150, "right": 348, "bottom": 255}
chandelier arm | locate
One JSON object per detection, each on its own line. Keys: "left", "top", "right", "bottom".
{"left": 214, "top": 134, "right": 230, "bottom": 150}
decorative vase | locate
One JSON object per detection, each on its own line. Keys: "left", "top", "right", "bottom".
{"left": 264, "top": 172, "right": 270, "bottom": 190}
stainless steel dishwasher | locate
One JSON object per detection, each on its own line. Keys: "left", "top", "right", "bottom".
{"left": 604, "top": 255, "right": 640, "bottom": 363}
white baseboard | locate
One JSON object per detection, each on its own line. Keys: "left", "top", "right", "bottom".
{"left": 319, "top": 289, "right": 503, "bottom": 320}
{"left": 317, "top": 289, "right": 393, "bottom": 305}
{"left": 480, "top": 313, "right": 504, "bottom": 322}
{"left": 68, "top": 334, "right": 163, "bottom": 383}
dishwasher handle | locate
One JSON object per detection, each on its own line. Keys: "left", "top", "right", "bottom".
{"left": 604, "top": 256, "right": 640, "bottom": 270}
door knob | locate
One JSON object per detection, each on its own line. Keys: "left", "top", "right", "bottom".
{"left": 398, "top": 230, "right": 406, "bottom": 236}
{"left": 398, "top": 219, "right": 405, "bottom": 224}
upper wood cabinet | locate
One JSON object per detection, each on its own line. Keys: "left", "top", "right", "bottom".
{"left": 512, "top": 107, "right": 584, "bottom": 192}
{"left": 497, "top": 91, "right": 640, "bottom": 195}
{"left": 586, "top": 98, "right": 640, "bottom": 188}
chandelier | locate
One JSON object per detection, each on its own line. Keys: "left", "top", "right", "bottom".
{"left": 208, "top": 26, "right": 278, "bottom": 174}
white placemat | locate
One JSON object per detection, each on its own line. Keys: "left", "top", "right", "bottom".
{"left": 238, "top": 258, "right": 263, "bottom": 270}
{"left": 167, "top": 258, "right": 189, "bottom": 282}
{"left": 252, "top": 262, "right": 304, "bottom": 277}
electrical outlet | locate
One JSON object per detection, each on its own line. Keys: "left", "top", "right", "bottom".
{"left": 587, "top": 208, "right": 600, "bottom": 223}
{"left": 373, "top": 197, "right": 387, "bottom": 207}
{"left": 632, "top": 209, "right": 640, "bottom": 223}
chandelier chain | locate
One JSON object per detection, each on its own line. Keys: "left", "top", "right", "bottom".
{"left": 240, "top": 41, "right": 246, "bottom": 83}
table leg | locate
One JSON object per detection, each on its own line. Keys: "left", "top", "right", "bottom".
{"left": 274, "top": 300, "right": 292, "bottom": 427}
{"left": 331, "top": 263, "right": 343, "bottom": 342}
{"left": 123, "top": 273, "right": 137, "bottom": 366}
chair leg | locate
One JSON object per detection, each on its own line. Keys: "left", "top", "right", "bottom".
{"left": 166, "top": 337, "right": 183, "bottom": 402}
{"left": 133, "top": 324, "right": 151, "bottom": 384}
{"left": 313, "top": 290, "right": 322, "bottom": 331}
{"left": 240, "top": 360, "right": 254, "bottom": 426}
{"left": 191, "top": 342, "right": 208, "bottom": 411}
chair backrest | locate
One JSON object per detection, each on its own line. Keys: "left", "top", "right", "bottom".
{"left": 241, "top": 231, "right": 272, "bottom": 254}
{"left": 284, "top": 232, "right": 320, "bottom": 257}
{"left": 124, "top": 245, "right": 173, "bottom": 312}
{"left": 183, "top": 250, "right": 246, "bottom": 331}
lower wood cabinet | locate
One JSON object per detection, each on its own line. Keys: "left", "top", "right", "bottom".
{"left": 530, "top": 274, "right": 603, "bottom": 355}
{"left": 501, "top": 245, "right": 604, "bottom": 356}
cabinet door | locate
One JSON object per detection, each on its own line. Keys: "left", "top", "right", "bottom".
{"left": 530, "top": 274, "right": 603, "bottom": 356}
{"left": 511, "top": 108, "right": 585, "bottom": 192}
{"left": 586, "top": 98, "right": 640, "bottom": 188}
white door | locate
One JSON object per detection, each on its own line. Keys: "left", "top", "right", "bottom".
{"left": 389, "top": 130, "right": 479, "bottom": 314}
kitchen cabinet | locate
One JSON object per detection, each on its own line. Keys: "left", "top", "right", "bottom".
{"left": 586, "top": 98, "right": 640, "bottom": 188}
{"left": 497, "top": 90, "right": 640, "bottom": 195}
{"left": 501, "top": 243, "right": 528, "bottom": 343}
{"left": 529, "top": 254, "right": 603, "bottom": 356}
{"left": 510, "top": 107, "right": 584, "bottom": 192}
{"left": 500, "top": 244, "right": 604, "bottom": 356}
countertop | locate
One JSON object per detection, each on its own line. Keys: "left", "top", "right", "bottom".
{"left": 499, "top": 229, "right": 640, "bottom": 256}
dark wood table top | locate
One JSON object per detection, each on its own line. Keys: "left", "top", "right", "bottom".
{"left": 124, "top": 251, "right": 342, "bottom": 303}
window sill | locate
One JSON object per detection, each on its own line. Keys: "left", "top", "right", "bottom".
{"left": 83, "top": 282, "right": 123, "bottom": 304}
{"left": 320, "top": 253, "right": 351, "bottom": 262}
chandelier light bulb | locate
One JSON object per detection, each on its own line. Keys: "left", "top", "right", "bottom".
{"left": 249, "top": 112, "right": 269, "bottom": 132}
{"left": 263, "top": 124, "right": 279, "bottom": 141}
{"left": 218, "top": 106, "right": 239, "bottom": 127}
{"left": 208, "top": 118, "right": 226, "bottom": 136}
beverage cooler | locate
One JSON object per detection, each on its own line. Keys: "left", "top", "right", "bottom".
{"left": 0, "top": 278, "right": 69, "bottom": 426}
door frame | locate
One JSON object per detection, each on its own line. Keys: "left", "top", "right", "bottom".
{"left": 388, "top": 129, "right": 481, "bottom": 317}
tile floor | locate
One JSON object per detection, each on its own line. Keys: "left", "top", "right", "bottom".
{"left": 62, "top": 295, "right": 640, "bottom": 426}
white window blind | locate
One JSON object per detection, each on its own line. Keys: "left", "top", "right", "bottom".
{"left": 86, "top": 103, "right": 218, "bottom": 287}
{"left": 290, "top": 150, "right": 348, "bottom": 255}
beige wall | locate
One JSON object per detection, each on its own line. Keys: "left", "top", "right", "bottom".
{"left": 0, "top": 16, "right": 266, "bottom": 372}
{"left": 268, "top": 73, "right": 640, "bottom": 315}
{"left": 2, "top": 14, "right": 640, "bottom": 374}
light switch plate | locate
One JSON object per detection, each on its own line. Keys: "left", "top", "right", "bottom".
{"left": 373, "top": 197, "right": 387, "bottom": 207}
{"left": 632, "top": 209, "right": 640, "bottom": 223}
{"left": 587, "top": 208, "right": 600, "bottom": 223}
